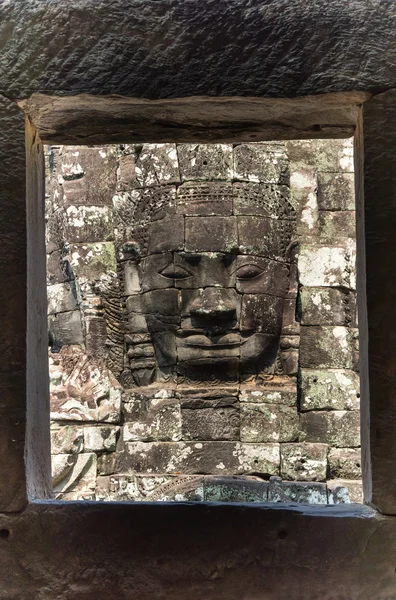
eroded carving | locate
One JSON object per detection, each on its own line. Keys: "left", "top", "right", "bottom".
{"left": 118, "top": 182, "right": 297, "bottom": 387}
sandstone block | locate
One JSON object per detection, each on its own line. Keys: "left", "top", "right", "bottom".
{"left": 237, "top": 215, "right": 293, "bottom": 261}
{"left": 68, "top": 242, "right": 117, "bottom": 281}
{"left": 204, "top": 476, "right": 269, "bottom": 502}
{"left": 300, "top": 369, "right": 360, "bottom": 411}
{"left": 291, "top": 168, "right": 319, "bottom": 237}
{"left": 178, "top": 144, "right": 233, "bottom": 181}
{"left": 50, "top": 424, "right": 84, "bottom": 455}
{"left": 48, "top": 310, "right": 84, "bottom": 347}
{"left": 301, "top": 411, "right": 360, "bottom": 448}
{"left": 236, "top": 443, "right": 280, "bottom": 476}
{"left": 317, "top": 172, "right": 355, "bottom": 211}
{"left": 300, "top": 287, "right": 356, "bottom": 327}
{"left": 328, "top": 448, "right": 362, "bottom": 479}
{"left": 84, "top": 426, "right": 119, "bottom": 452}
{"left": 47, "top": 282, "right": 78, "bottom": 315}
{"left": 52, "top": 452, "right": 97, "bottom": 495}
{"left": 97, "top": 453, "right": 118, "bottom": 476}
{"left": 147, "top": 215, "right": 184, "bottom": 254}
{"left": 268, "top": 476, "right": 328, "bottom": 504}
{"left": 185, "top": 216, "right": 237, "bottom": 253}
{"left": 181, "top": 407, "right": 240, "bottom": 441}
{"left": 64, "top": 205, "right": 113, "bottom": 243}
{"left": 123, "top": 393, "right": 182, "bottom": 442}
{"left": 300, "top": 326, "right": 357, "bottom": 369}
{"left": 239, "top": 386, "right": 296, "bottom": 406}
{"left": 176, "top": 182, "right": 233, "bottom": 216}
{"left": 234, "top": 143, "right": 289, "bottom": 184}
{"left": 286, "top": 139, "right": 354, "bottom": 173}
{"left": 298, "top": 242, "right": 355, "bottom": 289}
{"left": 280, "top": 443, "right": 328, "bottom": 482}
{"left": 119, "top": 441, "right": 240, "bottom": 475}
{"left": 49, "top": 349, "right": 122, "bottom": 423}
{"left": 318, "top": 211, "right": 355, "bottom": 242}
{"left": 119, "top": 441, "right": 280, "bottom": 476}
{"left": 240, "top": 404, "right": 299, "bottom": 443}
{"left": 118, "top": 144, "right": 180, "bottom": 189}
{"left": 327, "top": 479, "right": 363, "bottom": 504}
{"left": 58, "top": 146, "right": 117, "bottom": 205}
{"left": 233, "top": 182, "right": 293, "bottom": 219}
{"left": 47, "top": 249, "right": 68, "bottom": 284}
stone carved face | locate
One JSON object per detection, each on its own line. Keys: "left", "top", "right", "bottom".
{"left": 122, "top": 183, "right": 295, "bottom": 385}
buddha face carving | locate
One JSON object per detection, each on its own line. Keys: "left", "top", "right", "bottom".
{"left": 122, "top": 183, "right": 295, "bottom": 385}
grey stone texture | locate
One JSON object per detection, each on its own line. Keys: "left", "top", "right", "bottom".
{"left": 47, "top": 139, "right": 360, "bottom": 503}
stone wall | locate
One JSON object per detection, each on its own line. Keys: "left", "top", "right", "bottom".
{"left": 46, "top": 140, "right": 361, "bottom": 503}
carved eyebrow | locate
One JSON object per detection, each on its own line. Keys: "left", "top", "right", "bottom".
{"left": 178, "top": 253, "right": 202, "bottom": 266}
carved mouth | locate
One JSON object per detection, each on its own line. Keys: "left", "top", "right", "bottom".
{"left": 176, "top": 332, "right": 247, "bottom": 348}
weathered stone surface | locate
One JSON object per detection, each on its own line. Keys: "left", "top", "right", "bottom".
{"left": 64, "top": 205, "right": 113, "bottom": 243}
{"left": 317, "top": 172, "right": 355, "bottom": 211}
{"left": 268, "top": 476, "right": 328, "bottom": 504}
{"left": 327, "top": 479, "right": 363, "bottom": 504}
{"left": 117, "top": 144, "right": 180, "bottom": 189}
{"left": 281, "top": 298, "right": 300, "bottom": 335}
{"left": 300, "top": 326, "right": 357, "bottom": 369}
{"left": 240, "top": 294, "right": 284, "bottom": 334}
{"left": 318, "top": 211, "right": 355, "bottom": 242}
{"left": 240, "top": 404, "right": 300, "bottom": 443}
{"left": 300, "top": 287, "right": 356, "bottom": 326}
{"left": 328, "top": 448, "right": 362, "bottom": 480}
{"left": 178, "top": 144, "right": 232, "bottom": 181}
{"left": 84, "top": 426, "right": 119, "bottom": 452}
{"left": 185, "top": 216, "right": 237, "bottom": 253}
{"left": 359, "top": 90, "right": 396, "bottom": 514}
{"left": 50, "top": 424, "right": 84, "bottom": 455}
{"left": 234, "top": 143, "right": 288, "bottom": 184}
{"left": 204, "top": 476, "right": 268, "bottom": 503}
{"left": 113, "top": 186, "right": 177, "bottom": 246}
{"left": 237, "top": 443, "right": 280, "bottom": 476}
{"left": 290, "top": 168, "right": 318, "bottom": 237}
{"left": 280, "top": 443, "right": 328, "bottom": 482}
{"left": 45, "top": 138, "right": 361, "bottom": 505}
{"left": 233, "top": 182, "right": 293, "bottom": 219}
{"left": 177, "top": 182, "right": 233, "bottom": 216}
{"left": 47, "top": 249, "right": 68, "bottom": 285}
{"left": 55, "top": 146, "right": 117, "bottom": 206}
{"left": 97, "top": 452, "right": 118, "bottom": 476}
{"left": 298, "top": 243, "right": 355, "bottom": 289}
{"left": 48, "top": 310, "right": 84, "bottom": 347}
{"left": 237, "top": 216, "right": 293, "bottom": 261}
{"left": 301, "top": 411, "right": 360, "bottom": 448}
{"left": 47, "top": 282, "right": 78, "bottom": 314}
{"left": 120, "top": 441, "right": 240, "bottom": 475}
{"left": 182, "top": 407, "right": 240, "bottom": 441}
{"left": 286, "top": 139, "right": 354, "bottom": 172}
{"left": 68, "top": 242, "right": 117, "bottom": 281}
{"left": 119, "top": 441, "right": 280, "bottom": 476}
{"left": 52, "top": 452, "right": 97, "bottom": 495}
{"left": 123, "top": 393, "right": 182, "bottom": 442}
{"left": 300, "top": 369, "right": 360, "bottom": 411}
{"left": 239, "top": 386, "right": 296, "bottom": 406}
{"left": 49, "top": 348, "right": 122, "bottom": 423}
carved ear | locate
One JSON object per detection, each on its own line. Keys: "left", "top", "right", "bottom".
{"left": 122, "top": 240, "right": 141, "bottom": 259}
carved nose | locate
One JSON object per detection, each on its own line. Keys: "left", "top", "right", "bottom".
{"left": 189, "top": 288, "right": 236, "bottom": 320}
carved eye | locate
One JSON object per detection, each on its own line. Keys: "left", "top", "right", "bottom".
{"left": 159, "top": 264, "right": 192, "bottom": 280}
{"left": 235, "top": 264, "right": 265, "bottom": 280}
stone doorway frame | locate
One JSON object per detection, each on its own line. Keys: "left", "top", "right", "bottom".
{"left": 2, "top": 2, "right": 396, "bottom": 596}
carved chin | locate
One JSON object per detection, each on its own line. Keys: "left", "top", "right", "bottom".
{"left": 239, "top": 333, "right": 280, "bottom": 368}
